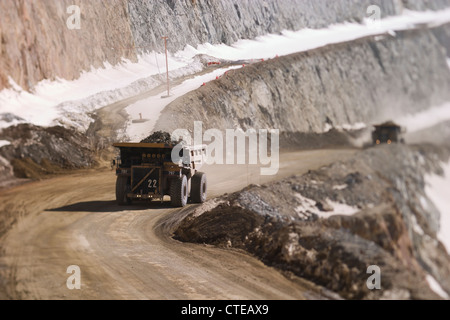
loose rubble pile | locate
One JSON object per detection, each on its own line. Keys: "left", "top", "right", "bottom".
{"left": 140, "top": 131, "right": 177, "bottom": 145}
{"left": 175, "top": 144, "right": 450, "bottom": 300}
{"left": 0, "top": 124, "right": 96, "bottom": 180}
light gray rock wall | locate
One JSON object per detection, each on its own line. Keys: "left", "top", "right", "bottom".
{"left": 155, "top": 26, "right": 450, "bottom": 134}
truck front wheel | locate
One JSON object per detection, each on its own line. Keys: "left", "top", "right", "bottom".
{"left": 116, "top": 176, "right": 131, "bottom": 206}
{"left": 170, "top": 175, "right": 188, "bottom": 207}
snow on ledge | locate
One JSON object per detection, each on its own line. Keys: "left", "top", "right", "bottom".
{"left": 0, "top": 140, "right": 11, "bottom": 148}
{"left": 426, "top": 274, "right": 449, "bottom": 300}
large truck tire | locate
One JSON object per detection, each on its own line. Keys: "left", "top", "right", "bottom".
{"left": 170, "top": 175, "right": 188, "bottom": 207}
{"left": 191, "top": 172, "right": 207, "bottom": 203}
{"left": 116, "top": 176, "right": 131, "bottom": 206}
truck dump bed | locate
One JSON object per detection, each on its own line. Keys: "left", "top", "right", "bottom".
{"left": 112, "top": 142, "right": 207, "bottom": 207}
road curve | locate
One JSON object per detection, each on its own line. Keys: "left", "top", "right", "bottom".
{"left": 0, "top": 149, "right": 355, "bottom": 299}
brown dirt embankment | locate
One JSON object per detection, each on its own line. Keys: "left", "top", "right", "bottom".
{"left": 175, "top": 144, "right": 450, "bottom": 300}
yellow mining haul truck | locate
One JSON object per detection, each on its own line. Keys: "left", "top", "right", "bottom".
{"left": 112, "top": 142, "right": 207, "bottom": 207}
{"left": 372, "top": 121, "right": 405, "bottom": 145}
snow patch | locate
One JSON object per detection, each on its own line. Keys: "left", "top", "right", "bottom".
{"left": 295, "top": 193, "right": 320, "bottom": 219}
{"left": 0, "top": 140, "right": 10, "bottom": 148}
{"left": 411, "top": 214, "right": 425, "bottom": 236}
{"left": 125, "top": 66, "right": 240, "bottom": 141}
{"left": 336, "top": 122, "right": 367, "bottom": 131}
{"left": 295, "top": 193, "right": 359, "bottom": 219}
{"left": 324, "top": 199, "right": 360, "bottom": 218}
{"left": 325, "top": 122, "right": 367, "bottom": 133}
{"left": 323, "top": 123, "right": 333, "bottom": 133}
{"left": 425, "top": 161, "right": 450, "bottom": 254}
{"left": 332, "top": 184, "right": 348, "bottom": 191}
{"left": 426, "top": 274, "right": 449, "bottom": 299}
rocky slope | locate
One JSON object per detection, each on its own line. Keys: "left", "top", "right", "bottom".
{"left": 128, "top": 0, "right": 399, "bottom": 54}
{"left": 404, "top": 0, "right": 450, "bottom": 10}
{"left": 155, "top": 25, "right": 450, "bottom": 136}
{"left": 0, "top": 124, "right": 96, "bottom": 180}
{"left": 175, "top": 144, "right": 450, "bottom": 299}
{"left": 0, "top": 0, "right": 136, "bottom": 91}
{"left": 1, "top": 0, "right": 450, "bottom": 91}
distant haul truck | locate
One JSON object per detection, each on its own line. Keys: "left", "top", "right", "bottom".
{"left": 113, "top": 142, "right": 207, "bottom": 207}
{"left": 372, "top": 121, "right": 405, "bottom": 145}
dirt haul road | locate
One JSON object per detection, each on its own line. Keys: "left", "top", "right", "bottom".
{"left": 0, "top": 149, "right": 355, "bottom": 300}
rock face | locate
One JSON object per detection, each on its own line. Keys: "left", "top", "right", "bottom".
{"left": 1, "top": 0, "right": 449, "bottom": 91}
{"left": 403, "top": 0, "right": 450, "bottom": 10}
{"left": 127, "top": 0, "right": 399, "bottom": 54}
{"left": 175, "top": 144, "right": 450, "bottom": 299}
{"left": 0, "top": 124, "right": 96, "bottom": 179}
{"left": 0, "top": 0, "right": 137, "bottom": 91}
{"left": 0, "top": 155, "right": 14, "bottom": 187}
{"left": 155, "top": 26, "right": 450, "bottom": 136}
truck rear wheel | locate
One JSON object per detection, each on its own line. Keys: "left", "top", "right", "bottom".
{"left": 191, "top": 172, "right": 207, "bottom": 203}
{"left": 116, "top": 176, "right": 131, "bottom": 206}
{"left": 170, "top": 175, "right": 188, "bottom": 207}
